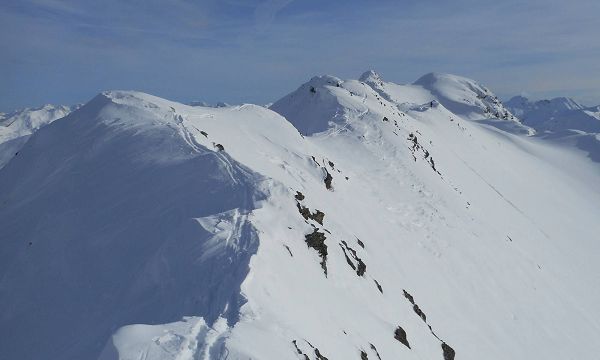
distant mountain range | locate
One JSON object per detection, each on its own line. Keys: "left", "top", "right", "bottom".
{"left": 505, "top": 95, "right": 600, "bottom": 133}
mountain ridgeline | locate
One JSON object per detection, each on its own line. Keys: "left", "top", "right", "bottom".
{"left": 1, "top": 72, "right": 599, "bottom": 360}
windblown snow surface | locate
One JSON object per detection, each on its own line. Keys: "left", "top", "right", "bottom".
{"left": 1, "top": 71, "right": 599, "bottom": 360}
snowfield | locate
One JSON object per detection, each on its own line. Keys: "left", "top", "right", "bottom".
{"left": 1, "top": 71, "right": 599, "bottom": 360}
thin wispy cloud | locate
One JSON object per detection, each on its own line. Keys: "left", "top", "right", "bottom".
{"left": 1, "top": 0, "right": 599, "bottom": 110}
{"left": 254, "top": 0, "right": 295, "bottom": 32}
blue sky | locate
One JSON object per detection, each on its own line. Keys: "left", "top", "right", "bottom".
{"left": 2, "top": 0, "right": 599, "bottom": 111}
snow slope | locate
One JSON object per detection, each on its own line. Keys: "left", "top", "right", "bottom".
{"left": 1, "top": 72, "right": 600, "bottom": 360}
{"left": 0, "top": 104, "right": 76, "bottom": 168}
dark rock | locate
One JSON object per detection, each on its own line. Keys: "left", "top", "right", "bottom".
{"left": 310, "top": 86, "right": 316, "bottom": 94}
{"left": 442, "top": 342, "right": 455, "bottom": 360}
{"left": 403, "top": 290, "right": 415, "bottom": 304}
{"left": 361, "top": 350, "right": 368, "bottom": 360}
{"left": 297, "top": 203, "right": 325, "bottom": 225}
{"left": 356, "top": 238, "right": 365, "bottom": 248}
{"left": 413, "top": 304, "right": 427, "bottom": 322}
{"left": 383, "top": 116, "right": 389, "bottom": 122}
{"left": 305, "top": 230, "right": 328, "bottom": 275}
{"left": 324, "top": 171, "right": 333, "bottom": 190}
{"left": 292, "top": 340, "right": 310, "bottom": 360}
{"left": 328, "top": 160, "right": 335, "bottom": 168}
{"left": 295, "top": 191, "right": 305, "bottom": 201}
{"left": 284, "top": 245, "right": 293, "bottom": 257}
{"left": 200, "top": 130, "right": 208, "bottom": 137}
{"left": 430, "top": 326, "right": 441, "bottom": 341}
{"left": 312, "top": 210, "right": 325, "bottom": 225}
{"left": 374, "top": 279, "right": 383, "bottom": 294}
{"left": 297, "top": 203, "right": 311, "bottom": 220}
{"left": 214, "top": 143, "right": 224, "bottom": 151}
{"left": 340, "top": 241, "right": 366, "bottom": 276}
{"left": 356, "top": 260, "right": 366, "bottom": 276}
{"left": 315, "top": 348, "right": 328, "bottom": 360}
{"left": 403, "top": 289, "right": 427, "bottom": 321}
{"left": 339, "top": 244, "right": 357, "bottom": 271}
{"left": 394, "top": 326, "right": 411, "bottom": 349}
{"left": 369, "top": 344, "right": 382, "bottom": 360}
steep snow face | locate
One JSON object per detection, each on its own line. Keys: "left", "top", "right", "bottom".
{"left": 0, "top": 104, "right": 76, "bottom": 168}
{"left": 1, "top": 72, "right": 600, "bottom": 360}
{"left": 506, "top": 95, "right": 600, "bottom": 133}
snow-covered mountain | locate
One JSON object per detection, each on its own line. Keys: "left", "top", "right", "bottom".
{"left": 1, "top": 72, "right": 599, "bottom": 360}
{"left": 506, "top": 95, "right": 600, "bottom": 133}
{"left": 0, "top": 103, "right": 78, "bottom": 168}
{"left": 505, "top": 95, "right": 600, "bottom": 162}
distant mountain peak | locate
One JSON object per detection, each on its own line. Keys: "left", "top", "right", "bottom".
{"left": 359, "top": 69, "right": 383, "bottom": 83}
{"left": 505, "top": 95, "right": 599, "bottom": 132}
{"left": 413, "top": 72, "right": 478, "bottom": 87}
{"left": 410, "top": 72, "right": 519, "bottom": 123}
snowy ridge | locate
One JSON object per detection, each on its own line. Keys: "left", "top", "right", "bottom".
{"left": 1, "top": 72, "right": 599, "bottom": 360}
